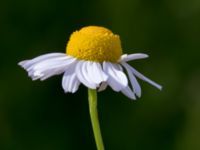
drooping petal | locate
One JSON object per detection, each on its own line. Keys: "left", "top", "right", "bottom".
{"left": 120, "top": 53, "right": 148, "bottom": 62}
{"left": 121, "top": 86, "right": 136, "bottom": 100}
{"left": 86, "top": 61, "right": 108, "bottom": 84}
{"left": 18, "top": 53, "right": 76, "bottom": 80}
{"left": 39, "top": 58, "right": 76, "bottom": 81}
{"left": 75, "top": 61, "right": 97, "bottom": 89}
{"left": 33, "top": 57, "right": 75, "bottom": 80}
{"left": 121, "top": 62, "right": 142, "bottom": 97}
{"left": 103, "top": 62, "right": 128, "bottom": 91}
{"left": 124, "top": 62, "right": 162, "bottom": 90}
{"left": 62, "top": 66, "right": 80, "bottom": 93}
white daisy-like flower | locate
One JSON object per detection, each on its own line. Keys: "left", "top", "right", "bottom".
{"left": 19, "top": 26, "right": 162, "bottom": 100}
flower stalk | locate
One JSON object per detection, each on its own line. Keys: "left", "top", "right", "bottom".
{"left": 88, "top": 89, "right": 104, "bottom": 150}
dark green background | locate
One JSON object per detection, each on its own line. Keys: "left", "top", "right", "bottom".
{"left": 1, "top": 0, "right": 200, "bottom": 149}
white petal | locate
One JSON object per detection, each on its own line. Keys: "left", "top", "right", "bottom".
{"left": 98, "top": 82, "right": 108, "bottom": 92}
{"left": 62, "top": 66, "right": 80, "bottom": 93}
{"left": 33, "top": 57, "right": 75, "bottom": 80}
{"left": 121, "top": 62, "right": 142, "bottom": 97}
{"left": 103, "top": 62, "right": 128, "bottom": 91}
{"left": 121, "top": 86, "right": 136, "bottom": 100}
{"left": 86, "top": 62, "right": 108, "bottom": 84}
{"left": 19, "top": 53, "right": 76, "bottom": 80}
{"left": 120, "top": 53, "right": 149, "bottom": 62}
{"left": 75, "top": 61, "right": 97, "bottom": 89}
{"left": 19, "top": 53, "right": 67, "bottom": 69}
{"left": 26, "top": 56, "right": 74, "bottom": 72}
{"left": 124, "top": 62, "right": 162, "bottom": 90}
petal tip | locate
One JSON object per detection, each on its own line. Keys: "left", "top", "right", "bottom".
{"left": 143, "top": 54, "right": 149, "bottom": 58}
{"left": 18, "top": 61, "right": 26, "bottom": 68}
{"left": 130, "top": 97, "right": 137, "bottom": 100}
{"left": 158, "top": 85, "right": 163, "bottom": 90}
{"left": 136, "top": 93, "right": 142, "bottom": 98}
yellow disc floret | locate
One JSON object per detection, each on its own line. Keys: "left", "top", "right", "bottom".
{"left": 66, "top": 26, "right": 122, "bottom": 62}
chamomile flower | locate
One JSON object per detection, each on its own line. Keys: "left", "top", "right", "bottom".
{"left": 18, "top": 26, "right": 162, "bottom": 100}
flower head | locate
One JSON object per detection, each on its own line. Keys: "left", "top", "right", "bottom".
{"left": 19, "top": 26, "right": 162, "bottom": 100}
{"left": 66, "top": 26, "right": 122, "bottom": 62}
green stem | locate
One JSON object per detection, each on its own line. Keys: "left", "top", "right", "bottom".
{"left": 88, "top": 89, "right": 104, "bottom": 150}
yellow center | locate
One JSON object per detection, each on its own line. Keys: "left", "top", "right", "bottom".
{"left": 66, "top": 26, "right": 122, "bottom": 62}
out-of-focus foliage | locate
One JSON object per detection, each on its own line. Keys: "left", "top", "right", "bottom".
{"left": 0, "top": 0, "right": 200, "bottom": 149}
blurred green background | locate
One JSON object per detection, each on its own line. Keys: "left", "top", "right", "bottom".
{"left": 1, "top": 0, "right": 200, "bottom": 149}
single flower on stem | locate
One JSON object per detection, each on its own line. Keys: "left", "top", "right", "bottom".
{"left": 18, "top": 26, "right": 162, "bottom": 150}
